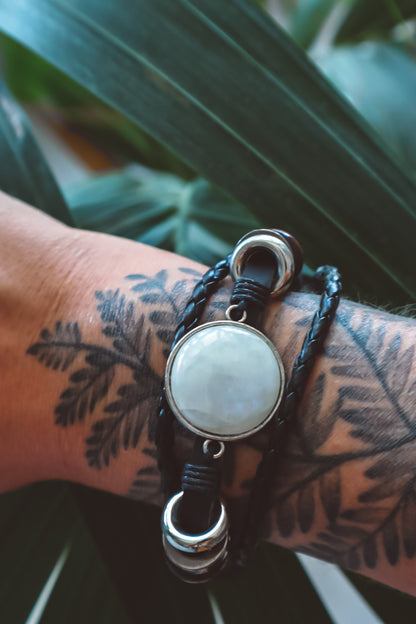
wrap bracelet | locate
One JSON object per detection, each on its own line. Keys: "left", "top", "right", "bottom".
{"left": 156, "top": 228, "right": 341, "bottom": 582}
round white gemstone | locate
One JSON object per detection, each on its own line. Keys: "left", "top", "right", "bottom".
{"left": 167, "top": 323, "right": 283, "bottom": 439}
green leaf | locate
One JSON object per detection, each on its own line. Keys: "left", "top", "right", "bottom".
{"left": 67, "top": 165, "right": 260, "bottom": 265}
{"left": 0, "top": 35, "right": 91, "bottom": 106}
{"left": 288, "top": 0, "right": 338, "bottom": 49}
{"left": 345, "top": 570, "right": 416, "bottom": 623}
{"left": 337, "top": 0, "right": 416, "bottom": 43}
{"left": 0, "top": 78, "right": 73, "bottom": 224}
{"left": 0, "top": 483, "right": 131, "bottom": 623}
{"left": 318, "top": 42, "right": 416, "bottom": 177}
{"left": 73, "top": 486, "right": 215, "bottom": 624}
{"left": 40, "top": 507, "right": 131, "bottom": 624}
{"left": 209, "top": 543, "right": 332, "bottom": 624}
{"left": 0, "top": 36, "right": 194, "bottom": 179}
{"left": 1, "top": 0, "right": 416, "bottom": 303}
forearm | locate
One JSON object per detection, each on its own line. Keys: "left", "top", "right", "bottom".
{"left": 2, "top": 193, "right": 416, "bottom": 595}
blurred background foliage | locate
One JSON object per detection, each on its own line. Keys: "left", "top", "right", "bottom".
{"left": 0, "top": 0, "right": 416, "bottom": 622}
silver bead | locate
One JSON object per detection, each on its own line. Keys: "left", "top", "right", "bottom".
{"left": 161, "top": 491, "right": 229, "bottom": 582}
{"left": 230, "top": 228, "right": 296, "bottom": 296}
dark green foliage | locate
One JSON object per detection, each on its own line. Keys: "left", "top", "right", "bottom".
{"left": 0, "top": 79, "right": 73, "bottom": 223}
{"left": 1, "top": 0, "right": 416, "bottom": 303}
{"left": 1, "top": 0, "right": 416, "bottom": 622}
{"left": 336, "top": 0, "right": 416, "bottom": 42}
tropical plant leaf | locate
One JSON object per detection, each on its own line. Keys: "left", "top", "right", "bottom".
{"left": 336, "top": 0, "right": 416, "bottom": 42}
{"left": 73, "top": 487, "right": 215, "bottom": 624}
{"left": 2, "top": 0, "right": 416, "bottom": 303}
{"left": 209, "top": 542, "right": 333, "bottom": 624}
{"left": 0, "top": 36, "right": 194, "bottom": 179}
{"left": 319, "top": 42, "right": 416, "bottom": 176}
{"left": 346, "top": 569, "right": 416, "bottom": 623}
{"left": 0, "top": 483, "right": 131, "bottom": 623}
{"left": 36, "top": 503, "right": 132, "bottom": 624}
{"left": 67, "top": 165, "right": 260, "bottom": 265}
{"left": 288, "top": 0, "right": 338, "bottom": 49}
{"left": 0, "top": 78, "right": 73, "bottom": 224}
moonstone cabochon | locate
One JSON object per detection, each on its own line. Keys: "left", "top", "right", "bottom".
{"left": 165, "top": 321, "right": 284, "bottom": 440}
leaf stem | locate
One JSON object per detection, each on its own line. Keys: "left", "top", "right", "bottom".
{"left": 277, "top": 430, "right": 416, "bottom": 503}
{"left": 341, "top": 316, "right": 416, "bottom": 434}
{"left": 46, "top": 340, "right": 160, "bottom": 381}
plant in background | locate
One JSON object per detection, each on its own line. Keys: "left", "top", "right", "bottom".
{"left": 0, "top": 0, "right": 416, "bottom": 622}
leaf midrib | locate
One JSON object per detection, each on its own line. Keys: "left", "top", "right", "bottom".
{"left": 183, "top": 0, "right": 416, "bottom": 215}
{"left": 48, "top": 0, "right": 416, "bottom": 296}
{"left": 4, "top": 0, "right": 415, "bottom": 296}
{"left": 47, "top": 0, "right": 412, "bottom": 222}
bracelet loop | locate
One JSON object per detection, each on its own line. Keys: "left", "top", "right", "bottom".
{"left": 203, "top": 439, "right": 225, "bottom": 459}
{"left": 162, "top": 491, "right": 229, "bottom": 582}
{"left": 225, "top": 304, "right": 247, "bottom": 323}
{"left": 157, "top": 228, "right": 340, "bottom": 582}
{"left": 230, "top": 229, "right": 298, "bottom": 296}
{"left": 162, "top": 491, "right": 228, "bottom": 553}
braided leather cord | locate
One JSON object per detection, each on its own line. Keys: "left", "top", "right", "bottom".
{"left": 233, "top": 265, "right": 342, "bottom": 565}
{"left": 156, "top": 255, "right": 231, "bottom": 498}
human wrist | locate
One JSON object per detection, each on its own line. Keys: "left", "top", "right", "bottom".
{"left": 23, "top": 226, "right": 204, "bottom": 493}
{"left": 259, "top": 297, "right": 416, "bottom": 595}
{"left": 0, "top": 195, "right": 78, "bottom": 489}
{"left": 6, "top": 197, "right": 416, "bottom": 594}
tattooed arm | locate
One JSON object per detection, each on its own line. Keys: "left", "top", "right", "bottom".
{"left": 2, "top": 192, "right": 416, "bottom": 596}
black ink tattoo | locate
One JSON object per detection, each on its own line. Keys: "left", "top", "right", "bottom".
{"left": 268, "top": 305, "right": 416, "bottom": 571}
{"left": 27, "top": 272, "right": 416, "bottom": 574}
{"left": 128, "top": 447, "right": 161, "bottom": 504}
{"left": 27, "top": 269, "right": 198, "bottom": 470}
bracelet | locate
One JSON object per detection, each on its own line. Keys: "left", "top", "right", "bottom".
{"left": 157, "top": 229, "right": 341, "bottom": 583}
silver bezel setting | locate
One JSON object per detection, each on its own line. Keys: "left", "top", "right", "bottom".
{"left": 164, "top": 320, "right": 285, "bottom": 441}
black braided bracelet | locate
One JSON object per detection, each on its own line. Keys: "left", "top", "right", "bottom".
{"left": 234, "top": 265, "right": 342, "bottom": 566}
{"left": 155, "top": 255, "right": 231, "bottom": 498}
{"left": 157, "top": 229, "right": 341, "bottom": 582}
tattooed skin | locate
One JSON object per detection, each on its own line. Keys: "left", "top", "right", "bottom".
{"left": 264, "top": 296, "right": 416, "bottom": 573}
{"left": 27, "top": 269, "right": 199, "bottom": 494}
{"left": 27, "top": 269, "right": 416, "bottom": 575}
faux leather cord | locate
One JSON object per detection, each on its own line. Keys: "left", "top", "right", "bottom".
{"left": 177, "top": 437, "right": 223, "bottom": 534}
{"left": 156, "top": 256, "right": 231, "bottom": 498}
{"left": 173, "top": 251, "right": 278, "bottom": 536}
{"left": 233, "top": 265, "right": 342, "bottom": 565}
{"left": 156, "top": 252, "right": 341, "bottom": 568}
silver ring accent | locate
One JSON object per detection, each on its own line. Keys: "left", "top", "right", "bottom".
{"left": 203, "top": 439, "right": 225, "bottom": 459}
{"left": 225, "top": 304, "right": 247, "bottom": 323}
{"left": 229, "top": 229, "right": 295, "bottom": 296}
{"left": 162, "top": 491, "right": 229, "bottom": 553}
{"left": 162, "top": 533, "right": 229, "bottom": 575}
{"left": 164, "top": 320, "right": 285, "bottom": 441}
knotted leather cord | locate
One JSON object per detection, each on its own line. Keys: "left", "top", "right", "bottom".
{"left": 174, "top": 249, "right": 277, "bottom": 537}
{"left": 233, "top": 265, "right": 342, "bottom": 565}
{"left": 156, "top": 256, "right": 231, "bottom": 498}
{"left": 156, "top": 253, "right": 341, "bottom": 569}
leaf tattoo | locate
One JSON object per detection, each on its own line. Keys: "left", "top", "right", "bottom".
{"left": 28, "top": 274, "right": 416, "bottom": 574}
{"left": 128, "top": 448, "right": 161, "bottom": 504}
{"left": 27, "top": 321, "right": 82, "bottom": 371}
{"left": 27, "top": 270, "right": 194, "bottom": 469}
{"left": 269, "top": 307, "right": 416, "bottom": 572}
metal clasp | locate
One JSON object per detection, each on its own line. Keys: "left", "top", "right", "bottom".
{"left": 161, "top": 491, "right": 229, "bottom": 582}
{"left": 229, "top": 229, "right": 303, "bottom": 297}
